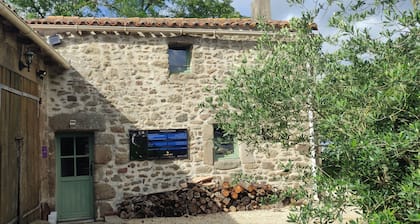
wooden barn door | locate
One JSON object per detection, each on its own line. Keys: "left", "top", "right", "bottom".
{"left": 0, "top": 67, "right": 41, "bottom": 224}
{"left": 0, "top": 82, "right": 20, "bottom": 224}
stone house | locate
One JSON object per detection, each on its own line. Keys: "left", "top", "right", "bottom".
{"left": 0, "top": 2, "right": 70, "bottom": 224}
{"left": 0, "top": 1, "right": 318, "bottom": 222}
{"left": 27, "top": 16, "right": 314, "bottom": 222}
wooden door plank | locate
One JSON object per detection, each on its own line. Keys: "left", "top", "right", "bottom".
{"left": 10, "top": 90, "right": 20, "bottom": 223}
{"left": 20, "top": 95, "right": 28, "bottom": 219}
{"left": 0, "top": 90, "right": 20, "bottom": 223}
{"left": 20, "top": 97, "right": 41, "bottom": 220}
{"left": 0, "top": 67, "right": 3, "bottom": 221}
{"left": 0, "top": 89, "right": 8, "bottom": 224}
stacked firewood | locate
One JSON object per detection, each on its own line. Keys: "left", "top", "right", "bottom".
{"left": 216, "top": 181, "right": 274, "bottom": 212}
{"left": 117, "top": 177, "right": 276, "bottom": 219}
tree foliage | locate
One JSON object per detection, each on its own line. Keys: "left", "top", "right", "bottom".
{"left": 5, "top": 0, "right": 100, "bottom": 18}
{"left": 6, "top": 0, "right": 241, "bottom": 18}
{"left": 170, "top": 0, "right": 240, "bottom": 18}
{"left": 207, "top": 16, "right": 322, "bottom": 148}
{"left": 208, "top": 0, "right": 419, "bottom": 222}
{"left": 104, "top": 0, "right": 166, "bottom": 17}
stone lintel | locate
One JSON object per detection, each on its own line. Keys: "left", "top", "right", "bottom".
{"left": 50, "top": 113, "right": 106, "bottom": 131}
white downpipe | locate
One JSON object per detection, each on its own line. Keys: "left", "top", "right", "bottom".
{"left": 308, "top": 103, "right": 318, "bottom": 200}
{"left": 307, "top": 63, "right": 318, "bottom": 201}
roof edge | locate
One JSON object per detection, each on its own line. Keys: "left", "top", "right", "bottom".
{"left": 30, "top": 24, "right": 272, "bottom": 36}
{"left": 27, "top": 16, "right": 318, "bottom": 31}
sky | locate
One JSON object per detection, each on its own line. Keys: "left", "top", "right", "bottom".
{"left": 232, "top": 0, "right": 309, "bottom": 20}
{"left": 231, "top": 0, "right": 341, "bottom": 36}
{"left": 231, "top": 0, "right": 414, "bottom": 36}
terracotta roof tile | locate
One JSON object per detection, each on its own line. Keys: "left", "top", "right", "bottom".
{"left": 27, "top": 17, "right": 302, "bottom": 30}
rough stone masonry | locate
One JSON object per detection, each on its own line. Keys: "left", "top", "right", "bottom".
{"left": 41, "top": 31, "right": 311, "bottom": 215}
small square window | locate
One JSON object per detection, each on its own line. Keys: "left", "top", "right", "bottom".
{"left": 168, "top": 44, "right": 191, "bottom": 73}
{"left": 213, "top": 125, "right": 238, "bottom": 160}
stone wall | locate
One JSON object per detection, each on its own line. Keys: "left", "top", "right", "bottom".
{"left": 44, "top": 32, "right": 311, "bottom": 215}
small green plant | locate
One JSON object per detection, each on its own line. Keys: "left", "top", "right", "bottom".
{"left": 368, "top": 209, "right": 402, "bottom": 224}
{"left": 259, "top": 193, "right": 281, "bottom": 205}
{"left": 279, "top": 160, "right": 294, "bottom": 172}
{"left": 231, "top": 172, "right": 256, "bottom": 185}
{"left": 396, "top": 167, "right": 420, "bottom": 223}
{"left": 286, "top": 176, "right": 352, "bottom": 224}
{"left": 280, "top": 186, "right": 308, "bottom": 202}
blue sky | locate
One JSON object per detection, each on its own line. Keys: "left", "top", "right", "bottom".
{"left": 232, "top": 0, "right": 336, "bottom": 35}
{"left": 232, "top": 0, "right": 413, "bottom": 36}
{"left": 232, "top": 0, "right": 303, "bottom": 20}
{"left": 232, "top": 0, "right": 252, "bottom": 17}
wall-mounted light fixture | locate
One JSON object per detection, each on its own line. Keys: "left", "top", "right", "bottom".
{"left": 36, "top": 70, "right": 47, "bottom": 80}
{"left": 19, "top": 50, "right": 35, "bottom": 72}
{"left": 48, "top": 34, "right": 62, "bottom": 46}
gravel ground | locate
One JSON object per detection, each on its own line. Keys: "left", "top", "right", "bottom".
{"left": 114, "top": 207, "right": 362, "bottom": 224}
{"left": 124, "top": 208, "right": 292, "bottom": 224}
{"left": 31, "top": 207, "right": 361, "bottom": 224}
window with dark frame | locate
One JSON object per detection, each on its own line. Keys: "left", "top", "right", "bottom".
{"left": 59, "top": 136, "right": 91, "bottom": 177}
{"left": 129, "top": 129, "right": 189, "bottom": 160}
{"left": 213, "top": 125, "right": 238, "bottom": 160}
{"left": 168, "top": 43, "right": 192, "bottom": 73}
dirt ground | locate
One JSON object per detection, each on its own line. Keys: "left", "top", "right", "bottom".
{"left": 123, "top": 208, "right": 291, "bottom": 224}
{"left": 29, "top": 207, "right": 361, "bottom": 224}
{"left": 104, "top": 207, "right": 362, "bottom": 224}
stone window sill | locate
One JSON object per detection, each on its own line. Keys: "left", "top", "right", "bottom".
{"left": 214, "top": 159, "right": 241, "bottom": 170}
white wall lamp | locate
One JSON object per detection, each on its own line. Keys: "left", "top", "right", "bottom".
{"left": 19, "top": 50, "right": 35, "bottom": 72}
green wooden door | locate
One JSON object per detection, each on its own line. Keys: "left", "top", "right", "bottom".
{"left": 56, "top": 134, "right": 94, "bottom": 221}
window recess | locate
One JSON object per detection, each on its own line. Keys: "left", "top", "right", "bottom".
{"left": 213, "top": 125, "right": 238, "bottom": 160}
{"left": 168, "top": 43, "right": 192, "bottom": 74}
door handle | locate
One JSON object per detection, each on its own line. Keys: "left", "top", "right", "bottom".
{"left": 90, "top": 163, "right": 93, "bottom": 176}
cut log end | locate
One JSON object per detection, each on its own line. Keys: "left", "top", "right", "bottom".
{"left": 117, "top": 179, "right": 276, "bottom": 219}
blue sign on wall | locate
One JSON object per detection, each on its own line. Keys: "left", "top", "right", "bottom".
{"left": 129, "top": 129, "right": 189, "bottom": 160}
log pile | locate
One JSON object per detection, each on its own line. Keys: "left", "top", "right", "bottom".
{"left": 117, "top": 178, "right": 276, "bottom": 219}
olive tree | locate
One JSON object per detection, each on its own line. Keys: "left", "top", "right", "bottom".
{"left": 208, "top": 0, "right": 419, "bottom": 222}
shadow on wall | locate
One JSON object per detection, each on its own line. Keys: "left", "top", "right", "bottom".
{"left": 43, "top": 33, "right": 266, "bottom": 222}
{"left": 45, "top": 68, "right": 210, "bottom": 219}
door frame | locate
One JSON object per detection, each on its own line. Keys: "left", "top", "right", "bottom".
{"left": 55, "top": 132, "right": 95, "bottom": 222}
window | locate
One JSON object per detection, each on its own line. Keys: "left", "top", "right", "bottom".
{"left": 213, "top": 125, "right": 238, "bottom": 160}
{"left": 168, "top": 44, "right": 191, "bottom": 73}
{"left": 129, "top": 129, "right": 189, "bottom": 160}
{"left": 58, "top": 135, "right": 92, "bottom": 177}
